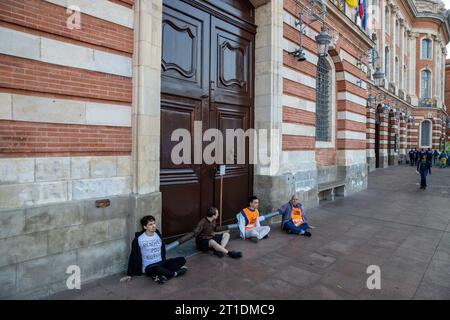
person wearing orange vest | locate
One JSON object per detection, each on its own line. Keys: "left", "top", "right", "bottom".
{"left": 237, "top": 196, "right": 271, "bottom": 243}
{"left": 278, "top": 195, "right": 311, "bottom": 237}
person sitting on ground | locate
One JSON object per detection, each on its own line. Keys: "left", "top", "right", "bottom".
{"left": 120, "top": 215, "right": 187, "bottom": 285}
{"left": 178, "top": 207, "right": 242, "bottom": 259}
{"left": 237, "top": 196, "right": 271, "bottom": 243}
{"left": 278, "top": 195, "right": 312, "bottom": 237}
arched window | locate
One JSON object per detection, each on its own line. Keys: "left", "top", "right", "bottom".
{"left": 385, "top": 47, "right": 390, "bottom": 81}
{"left": 420, "top": 121, "right": 432, "bottom": 147}
{"left": 421, "top": 39, "right": 432, "bottom": 59}
{"left": 316, "top": 57, "right": 331, "bottom": 142}
{"left": 421, "top": 70, "right": 431, "bottom": 99}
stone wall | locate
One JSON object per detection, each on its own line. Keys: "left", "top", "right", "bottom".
{"left": 0, "top": 156, "right": 135, "bottom": 298}
{"left": 0, "top": 156, "right": 132, "bottom": 209}
{"left": 0, "top": 195, "right": 130, "bottom": 299}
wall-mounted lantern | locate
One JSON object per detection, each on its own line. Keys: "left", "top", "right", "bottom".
{"left": 289, "top": 0, "right": 328, "bottom": 61}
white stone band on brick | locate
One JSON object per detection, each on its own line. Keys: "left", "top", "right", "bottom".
{"left": 282, "top": 122, "right": 316, "bottom": 137}
{"left": 44, "top": 0, "right": 134, "bottom": 28}
{"left": 336, "top": 71, "right": 368, "bottom": 89}
{"left": 337, "top": 111, "right": 367, "bottom": 124}
{"left": 282, "top": 66, "right": 316, "bottom": 89}
{"left": 0, "top": 93, "right": 131, "bottom": 127}
{"left": 337, "top": 92, "right": 367, "bottom": 107}
{"left": 282, "top": 94, "right": 316, "bottom": 113}
{"left": 337, "top": 131, "right": 367, "bottom": 140}
{"left": 0, "top": 27, "right": 132, "bottom": 77}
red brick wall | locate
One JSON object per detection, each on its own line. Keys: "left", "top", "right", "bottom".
{"left": 0, "top": 0, "right": 134, "bottom": 158}
{"left": 0, "top": 120, "right": 132, "bottom": 157}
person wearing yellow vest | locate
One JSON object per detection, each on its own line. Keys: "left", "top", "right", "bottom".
{"left": 237, "top": 196, "right": 271, "bottom": 243}
{"left": 278, "top": 195, "right": 311, "bottom": 237}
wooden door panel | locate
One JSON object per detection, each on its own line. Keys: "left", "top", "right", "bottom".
{"left": 160, "top": 95, "right": 203, "bottom": 240}
{"left": 162, "top": 0, "right": 209, "bottom": 98}
{"left": 210, "top": 16, "right": 253, "bottom": 106}
{"left": 213, "top": 103, "right": 251, "bottom": 222}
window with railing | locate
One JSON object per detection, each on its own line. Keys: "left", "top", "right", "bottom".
{"left": 420, "top": 121, "right": 432, "bottom": 147}
{"left": 421, "top": 39, "right": 432, "bottom": 60}
{"left": 420, "top": 69, "right": 432, "bottom": 107}
{"left": 316, "top": 57, "right": 332, "bottom": 142}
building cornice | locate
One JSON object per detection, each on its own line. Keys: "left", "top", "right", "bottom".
{"left": 403, "top": 0, "right": 450, "bottom": 43}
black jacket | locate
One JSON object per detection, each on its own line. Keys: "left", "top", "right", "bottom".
{"left": 417, "top": 159, "right": 432, "bottom": 174}
{"left": 126, "top": 229, "right": 167, "bottom": 276}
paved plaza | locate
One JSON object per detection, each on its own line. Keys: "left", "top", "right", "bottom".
{"left": 49, "top": 165, "right": 450, "bottom": 300}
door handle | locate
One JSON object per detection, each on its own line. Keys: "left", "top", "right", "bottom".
{"left": 201, "top": 94, "right": 209, "bottom": 99}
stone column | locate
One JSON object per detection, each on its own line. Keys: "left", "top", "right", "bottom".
{"left": 367, "top": 107, "right": 376, "bottom": 172}
{"left": 379, "top": 109, "right": 389, "bottom": 168}
{"left": 399, "top": 20, "right": 404, "bottom": 91}
{"left": 253, "top": 0, "right": 289, "bottom": 213}
{"left": 409, "top": 32, "right": 418, "bottom": 104}
{"left": 130, "top": 0, "right": 163, "bottom": 236}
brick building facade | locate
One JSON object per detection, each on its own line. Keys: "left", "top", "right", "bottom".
{"left": 0, "top": 0, "right": 448, "bottom": 298}
{"left": 446, "top": 59, "right": 450, "bottom": 143}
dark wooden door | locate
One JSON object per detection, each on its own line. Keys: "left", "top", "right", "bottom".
{"left": 160, "top": 0, "right": 255, "bottom": 241}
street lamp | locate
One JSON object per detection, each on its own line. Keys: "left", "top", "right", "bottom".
{"left": 373, "top": 67, "right": 384, "bottom": 88}
{"left": 315, "top": 28, "right": 331, "bottom": 57}
{"left": 289, "top": 0, "right": 328, "bottom": 61}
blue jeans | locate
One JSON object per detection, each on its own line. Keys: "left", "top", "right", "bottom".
{"left": 283, "top": 220, "right": 310, "bottom": 235}
{"left": 420, "top": 170, "right": 429, "bottom": 188}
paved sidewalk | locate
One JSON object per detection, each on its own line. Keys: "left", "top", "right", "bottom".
{"left": 48, "top": 165, "right": 450, "bottom": 300}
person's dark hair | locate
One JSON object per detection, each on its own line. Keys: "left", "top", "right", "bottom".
{"left": 207, "top": 207, "right": 218, "bottom": 217}
{"left": 248, "top": 195, "right": 258, "bottom": 204}
{"left": 140, "top": 215, "right": 156, "bottom": 229}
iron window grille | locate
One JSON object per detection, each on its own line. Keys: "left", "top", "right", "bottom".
{"left": 316, "top": 56, "right": 331, "bottom": 142}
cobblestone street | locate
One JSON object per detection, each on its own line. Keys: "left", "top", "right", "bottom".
{"left": 49, "top": 165, "right": 450, "bottom": 300}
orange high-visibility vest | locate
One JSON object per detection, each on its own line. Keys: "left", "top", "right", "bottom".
{"left": 243, "top": 208, "right": 259, "bottom": 231}
{"left": 291, "top": 207, "right": 304, "bottom": 227}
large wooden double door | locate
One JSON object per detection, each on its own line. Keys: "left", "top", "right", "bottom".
{"left": 160, "top": 0, "right": 256, "bottom": 241}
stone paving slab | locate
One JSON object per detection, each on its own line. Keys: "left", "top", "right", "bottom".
{"left": 47, "top": 165, "right": 450, "bottom": 300}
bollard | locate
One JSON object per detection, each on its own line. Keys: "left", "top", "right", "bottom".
{"left": 165, "top": 211, "right": 280, "bottom": 251}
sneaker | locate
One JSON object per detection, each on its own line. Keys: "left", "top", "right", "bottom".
{"left": 174, "top": 268, "right": 187, "bottom": 277}
{"left": 250, "top": 237, "right": 259, "bottom": 243}
{"left": 213, "top": 251, "right": 225, "bottom": 258}
{"left": 286, "top": 229, "right": 293, "bottom": 235}
{"left": 227, "top": 251, "right": 242, "bottom": 259}
{"left": 153, "top": 275, "right": 168, "bottom": 284}
{"left": 302, "top": 231, "right": 312, "bottom": 237}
